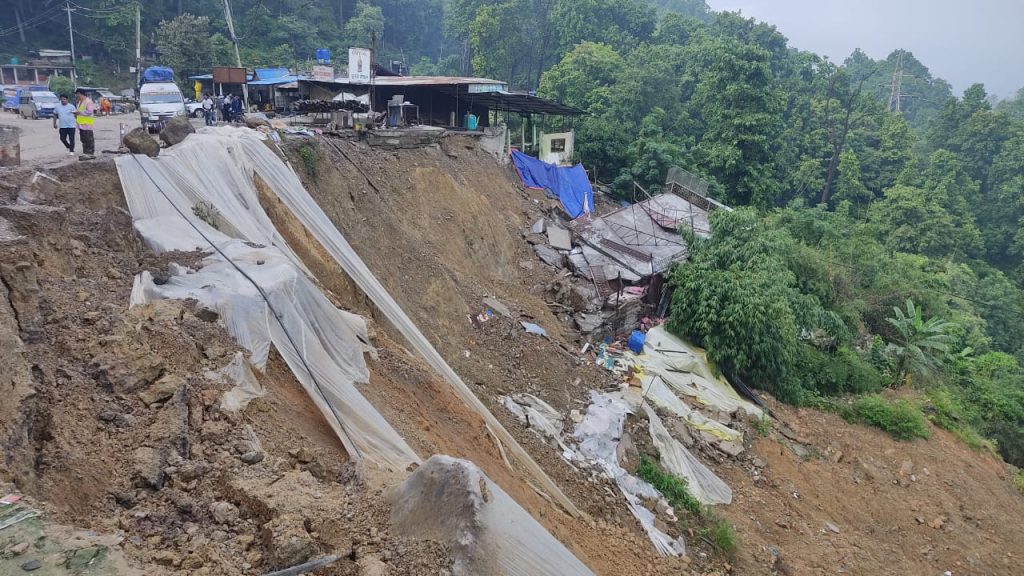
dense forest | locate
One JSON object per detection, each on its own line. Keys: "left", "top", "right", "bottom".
{"left": 4, "top": 1, "right": 1023, "bottom": 468}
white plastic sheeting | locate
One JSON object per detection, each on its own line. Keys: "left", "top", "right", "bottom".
{"left": 640, "top": 326, "right": 763, "bottom": 419}
{"left": 642, "top": 404, "right": 732, "bottom": 505}
{"left": 574, "top": 391, "right": 686, "bottom": 556}
{"left": 390, "top": 455, "right": 595, "bottom": 576}
{"left": 209, "top": 351, "right": 265, "bottom": 413}
{"left": 117, "top": 135, "right": 420, "bottom": 472}
{"left": 641, "top": 376, "right": 742, "bottom": 443}
{"left": 500, "top": 393, "right": 564, "bottom": 441}
{"left": 217, "top": 127, "right": 582, "bottom": 518}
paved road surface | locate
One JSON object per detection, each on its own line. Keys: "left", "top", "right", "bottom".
{"left": 0, "top": 111, "right": 141, "bottom": 167}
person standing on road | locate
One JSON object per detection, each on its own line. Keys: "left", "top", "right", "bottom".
{"left": 202, "top": 93, "right": 214, "bottom": 126}
{"left": 73, "top": 88, "right": 96, "bottom": 159}
{"left": 222, "top": 94, "right": 232, "bottom": 123}
{"left": 231, "top": 93, "right": 242, "bottom": 122}
{"left": 53, "top": 94, "right": 77, "bottom": 156}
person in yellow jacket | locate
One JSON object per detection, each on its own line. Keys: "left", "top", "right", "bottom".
{"left": 73, "top": 88, "right": 96, "bottom": 159}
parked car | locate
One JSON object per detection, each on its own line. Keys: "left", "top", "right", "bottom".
{"left": 185, "top": 99, "right": 205, "bottom": 118}
{"left": 18, "top": 90, "right": 60, "bottom": 119}
{"left": 2, "top": 85, "right": 47, "bottom": 113}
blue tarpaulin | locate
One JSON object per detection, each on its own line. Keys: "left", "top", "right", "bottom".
{"left": 141, "top": 66, "right": 174, "bottom": 85}
{"left": 511, "top": 151, "right": 593, "bottom": 219}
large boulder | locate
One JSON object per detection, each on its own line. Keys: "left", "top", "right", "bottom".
{"left": 123, "top": 127, "right": 160, "bottom": 157}
{"left": 159, "top": 115, "right": 195, "bottom": 147}
{"left": 389, "top": 455, "right": 594, "bottom": 576}
{"left": 244, "top": 113, "right": 271, "bottom": 129}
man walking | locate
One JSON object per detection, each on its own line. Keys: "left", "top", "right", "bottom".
{"left": 73, "top": 88, "right": 96, "bottom": 159}
{"left": 221, "top": 94, "right": 232, "bottom": 123}
{"left": 53, "top": 94, "right": 77, "bottom": 156}
{"left": 202, "top": 93, "right": 214, "bottom": 126}
{"left": 231, "top": 93, "right": 243, "bottom": 122}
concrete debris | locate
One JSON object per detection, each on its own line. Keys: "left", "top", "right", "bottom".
{"left": 534, "top": 244, "right": 565, "bottom": 268}
{"left": 210, "top": 501, "right": 239, "bottom": 524}
{"left": 531, "top": 218, "right": 546, "bottom": 234}
{"left": 547, "top": 225, "right": 572, "bottom": 251}
{"left": 159, "top": 115, "right": 195, "bottom": 147}
{"left": 825, "top": 522, "right": 841, "bottom": 534}
{"left": 481, "top": 296, "right": 512, "bottom": 318}
{"left": 17, "top": 172, "right": 62, "bottom": 205}
{"left": 138, "top": 374, "right": 185, "bottom": 406}
{"left": 122, "top": 127, "right": 160, "bottom": 157}
{"left": 244, "top": 113, "right": 272, "bottom": 129}
{"left": 261, "top": 513, "right": 318, "bottom": 570}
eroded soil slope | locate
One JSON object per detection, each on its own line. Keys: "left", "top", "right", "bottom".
{"left": 282, "top": 134, "right": 1024, "bottom": 575}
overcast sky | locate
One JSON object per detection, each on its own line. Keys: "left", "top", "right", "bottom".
{"left": 707, "top": 0, "right": 1024, "bottom": 98}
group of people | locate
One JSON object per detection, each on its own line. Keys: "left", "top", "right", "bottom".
{"left": 200, "top": 93, "right": 244, "bottom": 126}
{"left": 52, "top": 88, "right": 95, "bottom": 159}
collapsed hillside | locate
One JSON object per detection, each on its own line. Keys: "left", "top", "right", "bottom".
{"left": 0, "top": 129, "right": 1022, "bottom": 576}
{"left": 275, "top": 133, "right": 1024, "bottom": 575}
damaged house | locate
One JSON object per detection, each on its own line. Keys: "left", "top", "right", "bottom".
{"left": 518, "top": 165, "right": 730, "bottom": 340}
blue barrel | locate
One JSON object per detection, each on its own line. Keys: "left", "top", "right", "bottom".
{"left": 628, "top": 330, "right": 646, "bottom": 354}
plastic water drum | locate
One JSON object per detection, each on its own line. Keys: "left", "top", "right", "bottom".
{"left": 628, "top": 330, "right": 646, "bottom": 354}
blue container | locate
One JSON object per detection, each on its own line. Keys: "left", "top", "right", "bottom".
{"left": 463, "top": 113, "right": 478, "bottom": 130}
{"left": 628, "top": 330, "right": 646, "bottom": 354}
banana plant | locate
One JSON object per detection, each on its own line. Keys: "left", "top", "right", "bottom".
{"left": 886, "top": 298, "right": 957, "bottom": 387}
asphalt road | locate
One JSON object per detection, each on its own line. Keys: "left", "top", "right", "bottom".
{"left": 0, "top": 111, "right": 142, "bottom": 167}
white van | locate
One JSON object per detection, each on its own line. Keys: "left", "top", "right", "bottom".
{"left": 139, "top": 82, "right": 186, "bottom": 133}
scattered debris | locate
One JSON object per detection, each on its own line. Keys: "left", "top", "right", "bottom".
{"left": 520, "top": 321, "right": 548, "bottom": 337}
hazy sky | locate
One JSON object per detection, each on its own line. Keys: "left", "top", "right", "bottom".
{"left": 707, "top": 0, "right": 1024, "bottom": 98}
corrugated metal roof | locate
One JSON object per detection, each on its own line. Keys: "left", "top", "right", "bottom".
{"left": 254, "top": 67, "right": 290, "bottom": 80}
{"left": 248, "top": 75, "right": 299, "bottom": 86}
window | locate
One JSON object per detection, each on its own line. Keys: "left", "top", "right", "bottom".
{"left": 550, "top": 138, "right": 566, "bottom": 152}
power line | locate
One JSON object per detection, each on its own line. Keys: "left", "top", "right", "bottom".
{"left": 0, "top": 10, "right": 64, "bottom": 37}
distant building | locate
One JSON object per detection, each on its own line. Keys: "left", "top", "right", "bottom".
{"left": 1, "top": 50, "right": 75, "bottom": 86}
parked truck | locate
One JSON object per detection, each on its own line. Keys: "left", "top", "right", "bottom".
{"left": 138, "top": 67, "right": 186, "bottom": 133}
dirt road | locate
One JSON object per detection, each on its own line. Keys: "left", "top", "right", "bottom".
{"left": 0, "top": 112, "right": 140, "bottom": 167}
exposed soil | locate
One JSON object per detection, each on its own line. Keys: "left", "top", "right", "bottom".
{"left": 1, "top": 132, "right": 1022, "bottom": 576}
{"left": 0, "top": 160, "right": 451, "bottom": 575}
{"left": 277, "top": 134, "right": 1024, "bottom": 576}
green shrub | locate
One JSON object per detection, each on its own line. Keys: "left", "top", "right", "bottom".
{"left": 636, "top": 456, "right": 702, "bottom": 516}
{"left": 1014, "top": 471, "right": 1024, "bottom": 495}
{"left": 703, "top": 515, "right": 738, "bottom": 559}
{"left": 297, "top": 145, "right": 318, "bottom": 180}
{"left": 795, "top": 345, "right": 885, "bottom": 396}
{"left": 753, "top": 415, "right": 773, "bottom": 437}
{"left": 848, "top": 395, "right": 930, "bottom": 440}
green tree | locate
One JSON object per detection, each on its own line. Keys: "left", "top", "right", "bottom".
{"left": 832, "top": 149, "right": 871, "bottom": 208}
{"left": 550, "top": 0, "right": 657, "bottom": 55}
{"left": 538, "top": 42, "right": 625, "bottom": 108}
{"left": 886, "top": 299, "right": 957, "bottom": 386}
{"left": 155, "top": 13, "right": 214, "bottom": 80}
{"left": 869, "top": 185, "right": 961, "bottom": 258}
{"left": 48, "top": 76, "right": 74, "bottom": 99}
{"left": 686, "top": 33, "right": 784, "bottom": 207}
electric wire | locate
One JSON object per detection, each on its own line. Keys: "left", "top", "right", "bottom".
{"left": 127, "top": 153, "right": 365, "bottom": 460}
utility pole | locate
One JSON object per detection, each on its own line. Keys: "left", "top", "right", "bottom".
{"left": 135, "top": 2, "right": 141, "bottom": 92}
{"left": 65, "top": 2, "right": 77, "bottom": 85}
{"left": 370, "top": 31, "right": 376, "bottom": 115}
{"left": 222, "top": 0, "right": 248, "bottom": 109}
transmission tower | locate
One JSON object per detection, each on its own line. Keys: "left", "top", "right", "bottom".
{"left": 886, "top": 50, "right": 912, "bottom": 113}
